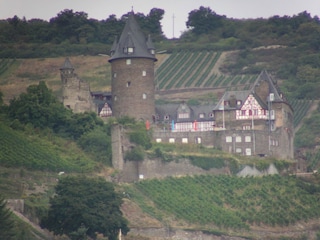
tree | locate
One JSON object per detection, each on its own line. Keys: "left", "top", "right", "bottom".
{"left": 0, "top": 196, "right": 15, "bottom": 240}
{"left": 77, "top": 125, "right": 112, "bottom": 165}
{"left": 7, "top": 81, "right": 71, "bottom": 130}
{"left": 186, "top": 6, "right": 224, "bottom": 35}
{"left": 49, "top": 9, "right": 89, "bottom": 43}
{"left": 41, "top": 176, "right": 129, "bottom": 240}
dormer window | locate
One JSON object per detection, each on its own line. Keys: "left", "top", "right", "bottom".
{"left": 150, "top": 49, "right": 155, "bottom": 54}
{"left": 164, "top": 115, "right": 170, "bottom": 120}
{"left": 237, "top": 100, "right": 242, "bottom": 105}
{"left": 199, "top": 113, "right": 205, "bottom": 118}
{"left": 128, "top": 47, "right": 134, "bottom": 53}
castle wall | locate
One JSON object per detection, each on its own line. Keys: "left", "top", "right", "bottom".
{"left": 119, "top": 158, "right": 228, "bottom": 183}
{"left": 152, "top": 128, "right": 293, "bottom": 159}
{"left": 152, "top": 130, "right": 215, "bottom": 146}
{"left": 111, "top": 124, "right": 125, "bottom": 170}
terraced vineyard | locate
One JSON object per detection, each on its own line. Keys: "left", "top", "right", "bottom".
{"left": 131, "top": 174, "right": 320, "bottom": 230}
{"left": 155, "top": 51, "right": 257, "bottom": 91}
{"left": 0, "top": 123, "right": 96, "bottom": 172}
{"left": 289, "top": 98, "right": 314, "bottom": 127}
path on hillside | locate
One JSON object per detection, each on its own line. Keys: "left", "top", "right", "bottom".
{"left": 294, "top": 100, "right": 319, "bottom": 134}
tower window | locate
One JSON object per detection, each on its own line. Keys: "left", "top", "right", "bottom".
{"left": 142, "top": 70, "right": 146, "bottom": 76}
{"left": 150, "top": 49, "right": 155, "bottom": 54}
{"left": 128, "top": 47, "right": 134, "bottom": 53}
{"left": 113, "top": 72, "right": 117, "bottom": 78}
{"left": 114, "top": 95, "right": 117, "bottom": 101}
{"left": 127, "top": 81, "right": 131, "bottom": 87}
{"left": 126, "top": 59, "right": 131, "bottom": 65}
{"left": 142, "top": 93, "right": 147, "bottom": 99}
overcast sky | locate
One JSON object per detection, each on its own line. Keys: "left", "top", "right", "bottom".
{"left": 1, "top": 0, "right": 319, "bottom": 38}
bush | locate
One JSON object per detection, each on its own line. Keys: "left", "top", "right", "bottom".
{"left": 189, "top": 156, "right": 226, "bottom": 170}
{"left": 125, "top": 146, "right": 145, "bottom": 161}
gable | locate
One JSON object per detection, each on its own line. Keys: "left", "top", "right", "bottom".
{"left": 236, "top": 94, "right": 268, "bottom": 120}
{"left": 240, "top": 94, "right": 264, "bottom": 111}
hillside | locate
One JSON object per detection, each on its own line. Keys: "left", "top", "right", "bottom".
{"left": 1, "top": 50, "right": 320, "bottom": 239}
{"left": 0, "top": 51, "right": 314, "bottom": 129}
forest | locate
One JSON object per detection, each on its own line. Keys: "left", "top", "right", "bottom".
{"left": 0, "top": 7, "right": 319, "bottom": 55}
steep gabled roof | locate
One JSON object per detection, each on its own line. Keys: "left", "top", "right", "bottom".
{"left": 251, "top": 70, "right": 283, "bottom": 102}
{"left": 108, "top": 13, "right": 157, "bottom": 62}
{"left": 60, "top": 57, "right": 74, "bottom": 70}
{"left": 213, "top": 90, "right": 250, "bottom": 111}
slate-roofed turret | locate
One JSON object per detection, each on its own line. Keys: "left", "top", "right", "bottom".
{"left": 60, "top": 57, "right": 74, "bottom": 80}
{"left": 60, "top": 57, "right": 74, "bottom": 71}
{"left": 109, "top": 13, "right": 157, "bottom": 62}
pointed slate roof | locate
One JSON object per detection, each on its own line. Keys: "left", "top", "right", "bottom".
{"left": 251, "top": 70, "right": 283, "bottom": 102}
{"left": 109, "top": 13, "right": 157, "bottom": 62}
{"left": 213, "top": 90, "right": 250, "bottom": 111}
{"left": 60, "top": 57, "right": 74, "bottom": 70}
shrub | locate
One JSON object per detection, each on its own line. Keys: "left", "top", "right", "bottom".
{"left": 125, "top": 146, "right": 145, "bottom": 161}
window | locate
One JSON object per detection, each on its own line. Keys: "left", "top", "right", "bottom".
{"left": 156, "top": 138, "right": 162, "bottom": 143}
{"left": 126, "top": 81, "right": 131, "bottom": 87}
{"left": 178, "top": 113, "right": 189, "bottom": 119}
{"left": 195, "top": 137, "right": 202, "bottom": 144}
{"left": 237, "top": 100, "right": 242, "bottom": 105}
{"left": 142, "top": 70, "right": 146, "bottom": 76}
{"left": 199, "top": 113, "right": 205, "bottom": 118}
{"left": 235, "top": 136, "right": 242, "bottom": 142}
{"left": 243, "top": 125, "right": 251, "bottom": 130}
{"left": 126, "top": 59, "right": 131, "bottom": 65}
{"left": 113, "top": 72, "right": 117, "bottom": 78}
{"left": 209, "top": 113, "right": 214, "bottom": 118}
{"left": 182, "top": 138, "right": 188, "bottom": 143}
{"left": 245, "top": 136, "right": 251, "bottom": 142}
{"left": 150, "top": 49, "right": 155, "bottom": 54}
{"left": 245, "top": 148, "right": 252, "bottom": 156}
{"left": 236, "top": 148, "right": 242, "bottom": 153}
{"left": 226, "top": 136, "right": 232, "bottom": 143}
{"left": 114, "top": 95, "right": 117, "bottom": 101}
{"left": 164, "top": 115, "right": 170, "bottom": 120}
{"left": 142, "top": 93, "right": 147, "bottom": 99}
{"left": 169, "top": 138, "right": 175, "bottom": 143}
{"left": 241, "top": 110, "right": 246, "bottom": 115}
{"left": 128, "top": 47, "right": 134, "bottom": 53}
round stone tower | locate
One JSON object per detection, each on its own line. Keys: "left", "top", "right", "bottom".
{"left": 108, "top": 13, "right": 157, "bottom": 121}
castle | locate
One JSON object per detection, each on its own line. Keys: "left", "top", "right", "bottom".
{"left": 60, "top": 12, "right": 294, "bottom": 174}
